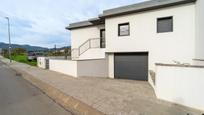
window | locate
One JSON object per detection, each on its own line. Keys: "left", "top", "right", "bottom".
{"left": 100, "top": 29, "right": 106, "bottom": 48}
{"left": 118, "top": 23, "right": 130, "bottom": 36}
{"left": 157, "top": 16, "right": 173, "bottom": 33}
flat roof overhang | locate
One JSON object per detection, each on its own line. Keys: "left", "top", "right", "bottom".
{"left": 66, "top": 17, "right": 105, "bottom": 30}
{"left": 99, "top": 0, "right": 196, "bottom": 18}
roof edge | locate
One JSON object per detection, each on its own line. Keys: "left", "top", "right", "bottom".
{"left": 66, "top": 18, "right": 104, "bottom": 30}
{"left": 100, "top": 0, "right": 196, "bottom": 18}
{"left": 66, "top": 0, "right": 197, "bottom": 30}
{"left": 66, "top": 20, "right": 93, "bottom": 30}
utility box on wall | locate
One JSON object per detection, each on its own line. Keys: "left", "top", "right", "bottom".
{"left": 37, "top": 57, "right": 47, "bottom": 69}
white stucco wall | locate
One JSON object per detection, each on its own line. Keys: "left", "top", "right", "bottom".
{"left": 49, "top": 59, "right": 78, "bottom": 77}
{"left": 106, "top": 4, "right": 195, "bottom": 81}
{"left": 193, "top": 60, "right": 204, "bottom": 66}
{"left": 108, "top": 54, "right": 114, "bottom": 79}
{"left": 37, "top": 57, "right": 46, "bottom": 69}
{"left": 155, "top": 65, "right": 204, "bottom": 111}
{"left": 195, "top": 0, "right": 204, "bottom": 59}
{"left": 70, "top": 25, "right": 106, "bottom": 60}
{"left": 71, "top": 26, "right": 100, "bottom": 48}
{"left": 78, "top": 48, "right": 106, "bottom": 60}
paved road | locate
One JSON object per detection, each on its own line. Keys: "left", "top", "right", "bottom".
{"left": 0, "top": 61, "right": 73, "bottom": 115}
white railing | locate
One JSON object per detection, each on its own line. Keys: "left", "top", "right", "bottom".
{"left": 71, "top": 38, "right": 101, "bottom": 59}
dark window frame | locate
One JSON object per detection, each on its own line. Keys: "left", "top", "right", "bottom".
{"left": 157, "top": 16, "right": 173, "bottom": 33}
{"left": 118, "top": 22, "right": 130, "bottom": 36}
{"left": 100, "top": 29, "right": 105, "bottom": 48}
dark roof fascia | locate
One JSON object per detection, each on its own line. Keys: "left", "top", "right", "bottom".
{"left": 88, "top": 17, "right": 100, "bottom": 22}
{"left": 100, "top": 0, "right": 196, "bottom": 18}
{"left": 66, "top": 18, "right": 105, "bottom": 30}
{"left": 88, "top": 17, "right": 105, "bottom": 25}
{"left": 66, "top": 21, "right": 93, "bottom": 30}
{"left": 66, "top": 24, "right": 94, "bottom": 30}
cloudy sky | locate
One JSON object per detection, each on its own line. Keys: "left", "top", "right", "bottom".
{"left": 0, "top": 0, "right": 145, "bottom": 48}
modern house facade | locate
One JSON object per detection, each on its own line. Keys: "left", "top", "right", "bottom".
{"left": 66, "top": 0, "right": 203, "bottom": 81}
{"left": 104, "top": 0, "right": 195, "bottom": 83}
{"left": 37, "top": 0, "right": 204, "bottom": 111}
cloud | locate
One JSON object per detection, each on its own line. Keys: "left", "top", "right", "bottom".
{"left": 0, "top": 0, "right": 146, "bottom": 48}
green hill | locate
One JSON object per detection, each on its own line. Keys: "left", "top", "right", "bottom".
{"left": 0, "top": 42, "right": 48, "bottom": 51}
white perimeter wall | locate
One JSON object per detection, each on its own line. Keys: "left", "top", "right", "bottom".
{"left": 106, "top": 4, "right": 195, "bottom": 72}
{"left": 49, "top": 59, "right": 78, "bottom": 77}
{"left": 48, "top": 59, "right": 108, "bottom": 78}
{"left": 156, "top": 65, "right": 204, "bottom": 111}
{"left": 195, "top": 0, "right": 204, "bottom": 59}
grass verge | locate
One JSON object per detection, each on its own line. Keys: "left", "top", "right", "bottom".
{"left": 11, "top": 55, "right": 37, "bottom": 66}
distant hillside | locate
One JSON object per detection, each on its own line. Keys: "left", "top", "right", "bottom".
{"left": 49, "top": 46, "right": 71, "bottom": 51}
{"left": 0, "top": 42, "right": 49, "bottom": 51}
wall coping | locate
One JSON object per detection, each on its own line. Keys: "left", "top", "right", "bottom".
{"left": 155, "top": 63, "right": 204, "bottom": 68}
{"left": 193, "top": 58, "right": 204, "bottom": 61}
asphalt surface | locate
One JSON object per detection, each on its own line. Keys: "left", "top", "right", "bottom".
{"left": 0, "top": 61, "right": 73, "bottom": 115}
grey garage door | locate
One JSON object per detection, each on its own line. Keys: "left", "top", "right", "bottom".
{"left": 114, "top": 53, "right": 148, "bottom": 81}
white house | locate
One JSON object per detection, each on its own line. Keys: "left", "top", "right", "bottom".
{"left": 39, "top": 0, "right": 204, "bottom": 111}
{"left": 66, "top": 0, "right": 203, "bottom": 81}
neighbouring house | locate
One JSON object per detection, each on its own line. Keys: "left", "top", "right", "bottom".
{"left": 59, "top": 49, "right": 65, "bottom": 53}
{"left": 38, "top": 0, "right": 204, "bottom": 111}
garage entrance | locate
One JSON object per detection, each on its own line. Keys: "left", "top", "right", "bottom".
{"left": 114, "top": 52, "right": 148, "bottom": 81}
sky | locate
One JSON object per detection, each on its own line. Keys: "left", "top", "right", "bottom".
{"left": 0, "top": 0, "right": 146, "bottom": 48}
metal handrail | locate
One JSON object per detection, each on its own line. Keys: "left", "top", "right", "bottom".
{"left": 79, "top": 42, "right": 90, "bottom": 56}
{"left": 71, "top": 38, "right": 101, "bottom": 59}
{"left": 79, "top": 39, "right": 90, "bottom": 50}
{"left": 78, "top": 40, "right": 90, "bottom": 55}
{"left": 79, "top": 38, "right": 100, "bottom": 55}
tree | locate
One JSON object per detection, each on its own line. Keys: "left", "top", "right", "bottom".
{"left": 12, "top": 48, "right": 26, "bottom": 55}
{"left": 2, "top": 49, "right": 9, "bottom": 57}
{"left": 64, "top": 47, "right": 71, "bottom": 56}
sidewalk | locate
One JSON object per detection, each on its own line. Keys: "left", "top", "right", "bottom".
{"left": 0, "top": 57, "right": 203, "bottom": 115}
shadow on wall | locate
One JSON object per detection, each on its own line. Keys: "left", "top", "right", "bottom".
{"left": 158, "top": 97, "right": 203, "bottom": 115}
{"left": 149, "top": 70, "right": 156, "bottom": 85}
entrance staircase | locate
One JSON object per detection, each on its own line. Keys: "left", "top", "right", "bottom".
{"left": 71, "top": 38, "right": 101, "bottom": 60}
